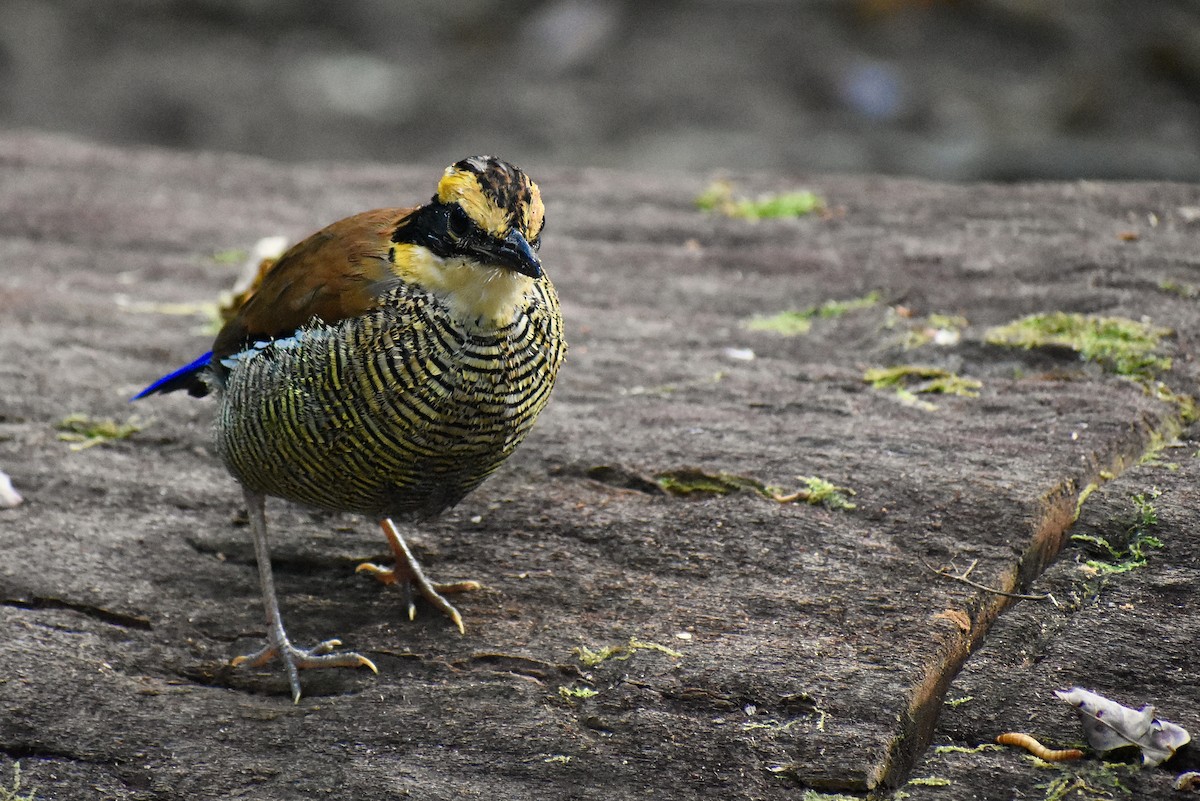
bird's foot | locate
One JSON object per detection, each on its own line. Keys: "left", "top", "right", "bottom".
{"left": 356, "top": 560, "right": 480, "bottom": 634}
{"left": 232, "top": 636, "right": 378, "bottom": 703}
{"left": 361, "top": 518, "right": 482, "bottom": 634}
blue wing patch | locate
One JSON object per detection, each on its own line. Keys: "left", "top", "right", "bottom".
{"left": 132, "top": 352, "right": 213, "bottom": 400}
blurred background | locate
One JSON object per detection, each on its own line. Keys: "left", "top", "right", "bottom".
{"left": 2, "top": 0, "right": 1199, "bottom": 181}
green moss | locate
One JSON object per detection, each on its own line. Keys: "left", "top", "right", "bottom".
{"left": 746, "top": 292, "right": 881, "bottom": 336}
{"left": 1074, "top": 481, "right": 1099, "bottom": 522}
{"left": 697, "top": 180, "right": 823, "bottom": 220}
{"left": 984, "top": 312, "right": 1171, "bottom": 378}
{"left": 785, "top": 476, "right": 857, "bottom": 510}
{"left": 0, "top": 764, "right": 36, "bottom": 801}
{"left": 211, "top": 248, "right": 248, "bottom": 264}
{"left": 55, "top": 414, "right": 144, "bottom": 451}
{"left": 1144, "top": 381, "right": 1198, "bottom": 423}
{"left": 864, "top": 365, "right": 981, "bottom": 397}
{"left": 1137, "top": 422, "right": 1187, "bottom": 471}
{"left": 573, "top": 637, "right": 683, "bottom": 668}
{"left": 932, "top": 743, "right": 1001, "bottom": 755}
{"left": 558, "top": 685, "right": 599, "bottom": 700}
{"left": 742, "top": 718, "right": 795, "bottom": 732}
{"left": 1041, "top": 776, "right": 1086, "bottom": 801}
{"left": 894, "top": 389, "right": 938, "bottom": 412}
{"left": 574, "top": 643, "right": 621, "bottom": 667}
{"left": 655, "top": 469, "right": 855, "bottom": 510}
{"left": 902, "top": 313, "right": 969, "bottom": 349}
{"left": 745, "top": 311, "right": 816, "bottom": 336}
{"left": 864, "top": 366, "right": 981, "bottom": 411}
{"left": 908, "top": 777, "right": 951, "bottom": 787}
{"left": 1072, "top": 490, "right": 1164, "bottom": 574}
{"left": 1038, "top": 762, "right": 1133, "bottom": 801}
{"left": 944, "top": 696, "right": 974, "bottom": 709}
{"left": 655, "top": 468, "right": 766, "bottom": 497}
{"left": 797, "top": 792, "right": 859, "bottom": 801}
{"left": 741, "top": 192, "right": 822, "bottom": 219}
{"left": 923, "top": 374, "right": 982, "bottom": 397}
{"left": 928, "top": 313, "right": 966, "bottom": 330}
{"left": 814, "top": 293, "right": 882, "bottom": 318}
{"left": 1158, "top": 279, "right": 1199, "bottom": 299}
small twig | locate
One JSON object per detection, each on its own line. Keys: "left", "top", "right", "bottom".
{"left": 920, "top": 558, "right": 1055, "bottom": 603}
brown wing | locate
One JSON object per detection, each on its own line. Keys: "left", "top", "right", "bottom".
{"left": 212, "top": 207, "right": 414, "bottom": 362}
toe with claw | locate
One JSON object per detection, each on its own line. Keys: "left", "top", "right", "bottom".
{"left": 358, "top": 518, "right": 482, "bottom": 634}
{"left": 232, "top": 635, "right": 378, "bottom": 704}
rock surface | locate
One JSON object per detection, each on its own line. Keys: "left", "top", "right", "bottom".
{"left": 0, "top": 133, "right": 1197, "bottom": 800}
{"left": 903, "top": 457, "right": 1200, "bottom": 800}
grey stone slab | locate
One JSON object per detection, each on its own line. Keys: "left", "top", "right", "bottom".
{"left": 0, "top": 133, "right": 1196, "bottom": 800}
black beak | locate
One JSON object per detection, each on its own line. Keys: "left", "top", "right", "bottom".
{"left": 492, "top": 229, "right": 543, "bottom": 279}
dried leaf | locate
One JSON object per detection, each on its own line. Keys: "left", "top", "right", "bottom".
{"left": 1175, "top": 771, "right": 1200, "bottom": 791}
{"left": 1056, "top": 687, "right": 1190, "bottom": 767}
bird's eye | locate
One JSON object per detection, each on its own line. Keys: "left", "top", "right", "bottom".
{"left": 448, "top": 205, "right": 471, "bottom": 238}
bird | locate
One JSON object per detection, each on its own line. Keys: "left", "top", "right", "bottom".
{"left": 135, "top": 156, "right": 566, "bottom": 701}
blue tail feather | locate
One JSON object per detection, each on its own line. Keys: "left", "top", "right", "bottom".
{"left": 132, "top": 352, "right": 213, "bottom": 400}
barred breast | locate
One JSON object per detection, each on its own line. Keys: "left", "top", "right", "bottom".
{"left": 214, "top": 278, "right": 564, "bottom": 521}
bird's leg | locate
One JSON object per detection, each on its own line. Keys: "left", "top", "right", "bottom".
{"left": 355, "top": 518, "right": 481, "bottom": 634}
{"left": 231, "top": 488, "right": 377, "bottom": 702}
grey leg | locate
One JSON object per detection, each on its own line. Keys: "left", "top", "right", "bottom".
{"left": 232, "top": 488, "right": 377, "bottom": 702}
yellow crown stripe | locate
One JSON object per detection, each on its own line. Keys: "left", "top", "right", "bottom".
{"left": 437, "top": 167, "right": 511, "bottom": 236}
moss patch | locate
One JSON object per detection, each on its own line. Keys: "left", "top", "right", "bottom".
{"left": 902, "top": 312, "right": 968, "bottom": 349}
{"left": 864, "top": 365, "right": 981, "bottom": 411}
{"left": 654, "top": 469, "right": 856, "bottom": 510}
{"left": 1137, "top": 424, "right": 1186, "bottom": 471}
{"left": 573, "top": 637, "right": 683, "bottom": 668}
{"left": 0, "top": 764, "right": 36, "bottom": 801}
{"left": 984, "top": 312, "right": 1171, "bottom": 378}
{"left": 1144, "top": 380, "right": 1198, "bottom": 424}
{"left": 558, "top": 685, "right": 599, "bottom": 701}
{"left": 1037, "top": 762, "right": 1135, "bottom": 801}
{"left": 932, "top": 743, "right": 1001, "bottom": 755}
{"left": 655, "top": 468, "right": 766, "bottom": 497}
{"left": 1072, "top": 490, "right": 1164, "bottom": 575}
{"left": 1158, "top": 279, "right": 1199, "bottom": 299}
{"left": 746, "top": 292, "right": 881, "bottom": 336}
{"left": 211, "top": 247, "right": 248, "bottom": 264}
{"left": 55, "top": 413, "right": 145, "bottom": 451}
{"left": 697, "top": 180, "right": 823, "bottom": 220}
{"left": 864, "top": 365, "right": 981, "bottom": 396}
{"left": 775, "top": 476, "right": 857, "bottom": 510}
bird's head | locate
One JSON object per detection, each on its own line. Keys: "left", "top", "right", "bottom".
{"left": 390, "top": 156, "right": 544, "bottom": 278}
{"left": 389, "top": 156, "right": 547, "bottom": 325}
